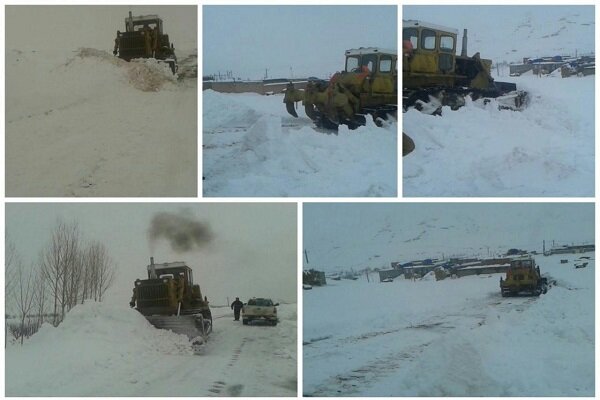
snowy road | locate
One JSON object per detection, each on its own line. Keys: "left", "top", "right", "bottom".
{"left": 6, "top": 303, "right": 297, "bottom": 396}
{"left": 303, "top": 254, "right": 594, "bottom": 396}
{"left": 6, "top": 49, "right": 197, "bottom": 197}
{"left": 203, "top": 90, "right": 397, "bottom": 197}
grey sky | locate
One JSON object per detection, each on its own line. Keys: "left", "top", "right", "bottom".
{"left": 6, "top": 203, "right": 297, "bottom": 306}
{"left": 203, "top": 5, "right": 397, "bottom": 80}
{"left": 6, "top": 5, "right": 197, "bottom": 53}
{"left": 304, "top": 203, "right": 594, "bottom": 271}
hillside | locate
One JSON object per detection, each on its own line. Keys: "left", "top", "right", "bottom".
{"left": 303, "top": 203, "right": 594, "bottom": 272}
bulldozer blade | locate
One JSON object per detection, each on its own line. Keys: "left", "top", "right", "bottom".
{"left": 304, "top": 103, "right": 319, "bottom": 121}
{"left": 285, "top": 102, "right": 299, "bottom": 118}
{"left": 145, "top": 315, "right": 210, "bottom": 341}
{"left": 496, "top": 90, "right": 528, "bottom": 111}
{"left": 403, "top": 133, "right": 415, "bottom": 156}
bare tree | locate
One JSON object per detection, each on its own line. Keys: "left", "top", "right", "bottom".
{"left": 33, "top": 270, "right": 47, "bottom": 329}
{"left": 13, "top": 262, "right": 36, "bottom": 345}
{"left": 5, "top": 238, "right": 18, "bottom": 307}
{"left": 40, "top": 220, "right": 82, "bottom": 326}
{"left": 82, "top": 242, "right": 115, "bottom": 302}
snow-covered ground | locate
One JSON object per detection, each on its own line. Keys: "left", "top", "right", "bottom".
{"left": 303, "top": 253, "right": 594, "bottom": 396}
{"left": 6, "top": 48, "right": 198, "bottom": 197}
{"left": 203, "top": 90, "right": 397, "bottom": 197}
{"left": 403, "top": 71, "right": 594, "bottom": 197}
{"left": 6, "top": 302, "right": 297, "bottom": 396}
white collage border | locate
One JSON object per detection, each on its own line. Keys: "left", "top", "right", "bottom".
{"left": 1, "top": 0, "right": 599, "bottom": 398}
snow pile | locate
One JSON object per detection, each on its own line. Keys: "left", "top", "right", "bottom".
{"left": 303, "top": 254, "right": 594, "bottom": 396}
{"left": 203, "top": 90, "right": 397, "bottom": 197}
{"left": 7, "top": 302, "right": 298, "bottom": 396}
{"left": 404, "top": 74, "right": 594, "bottom": 196}
{"left": 70, "top": 48, "right": 177, "bottom": 92}
{"left": 6, "top": 302, "right": 194, "bottom": 396}
{"left": 6, "top": 48, "right": 197, "bottom": 197}
{"left": 127, "top": 58, "right": 178, "bottom": 92}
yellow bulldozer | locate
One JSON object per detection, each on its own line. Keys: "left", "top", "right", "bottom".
{"left": 130, "top": 258, "right": 212, "bottom": 341}
{"left": 402, "top": 20, "right": 528, "bottom": 156}
{"left": 500, "top": 257, "right": 548, "bottom": 297}
{"left": 284, "top": 47, "right": 397, "bottom": 130}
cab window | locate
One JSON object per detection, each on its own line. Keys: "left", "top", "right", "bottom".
{"left": 421, "top": 29, "right": 436, "bottom": 50}
{"left": 346, "top": 56, "right": 360, "bottom": 72}
{"left": 379, "top": 55, "right": 392, "bottom": 73}
{"left": 440, "top": 35, "right": 454, "bottom": 52}
{"left": 361, "top": 54, "right": 378, "bottom": 72}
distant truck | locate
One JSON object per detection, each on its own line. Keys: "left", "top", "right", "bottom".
{"left": 242, "top": 298, "right": 279, "bottom": 326}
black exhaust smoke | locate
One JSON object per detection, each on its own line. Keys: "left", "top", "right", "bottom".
{"left": 148, "top": 210, "right": 214, "bottom": 252}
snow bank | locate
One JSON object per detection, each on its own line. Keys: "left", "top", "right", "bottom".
{"left": 304, "top": 254, "right": 594, "bottom": 396}
{"left": 6, "top": 302, "right": 194, "bottom": 396}
{"left": 404, "top": 74, "right": 594, "bottom": 196}
{"left": 203, "top": 90, "right": 397, "bottom": 197}
{"left": 7, "top": 301, "right": 298, "bottom": 396}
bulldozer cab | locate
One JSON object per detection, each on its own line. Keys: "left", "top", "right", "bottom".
{"left": 403, "top": 20, "right": 458, "bottom": 87}
{"left": 344, "top": 48, "right": 397, "bottom": 97}
{"left": 148, "top": 262, "right": 193, "bottom": 288}
{"left": 345, "top": 48, "right": 397, "bottom": 75}
{"left": 125, "top": 14, "right": 163, "bottom": 34}
{"left": 510, "top": 258, "right": 534, "bottom": 270}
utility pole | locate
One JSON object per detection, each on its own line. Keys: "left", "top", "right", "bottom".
{"left": 304, "top": 249, "right": 309, "bottom": 264}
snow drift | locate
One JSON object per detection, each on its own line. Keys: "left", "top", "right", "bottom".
{"left": 6, "top": 48, "right": 197, "bottom": 197}
{"left": 203, "top": 90, "right": 398, "bottom": 197}
{"left": 403, "top": 67, "right": 594, "bottom": 197}
{"left": 6, "top": 302, "right": 297, "bottom": 396}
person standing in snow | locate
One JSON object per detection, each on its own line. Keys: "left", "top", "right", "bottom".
{"left": 231, "top": 297, "right": 244, "bottom": 321}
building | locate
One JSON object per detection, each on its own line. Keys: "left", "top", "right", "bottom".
{"left": 303, "top": 269, "right": 327, "bottom": 286}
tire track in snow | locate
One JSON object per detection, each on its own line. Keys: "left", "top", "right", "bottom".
{"left": 205, "top": 337, "right": 248, "bottom": 397}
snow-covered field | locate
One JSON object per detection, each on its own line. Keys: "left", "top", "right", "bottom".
{"left": 303, "top": 253, "right": 594, "bottom": 396}
{"left": 6, "top": 48, "right": 198, "bottom": 197}
{"left": 403, "top": 71, "right": 594, "bottom": 197}
{"left": 6, "top": 302, "right": 297, "bottom": 396}
{"left": 203, "top": 90, "right": 397, "bottom": 197}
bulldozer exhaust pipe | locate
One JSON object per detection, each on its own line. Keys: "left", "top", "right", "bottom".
{"left": 149, "top": 257, "right": 157, "bottom": 279}
{"left": 461, "top": 28, "right": 468, "bottom": 57}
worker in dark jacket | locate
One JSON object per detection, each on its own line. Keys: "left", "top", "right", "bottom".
{"left": 231, "top": 297, "right": 244, "bottom": 321}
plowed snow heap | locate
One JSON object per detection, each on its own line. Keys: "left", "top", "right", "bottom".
{"left": 114, "top": 12, "right": 178, "bottom": 74}
{"left": 130, "top": 258, "right": 212, "bottom": 341}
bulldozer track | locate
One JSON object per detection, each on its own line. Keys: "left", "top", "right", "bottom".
{"left": 306, "top": 341, "right": 433, "bottom": 397}
{"left": 205, "top": 338, "right": 249, "bottom": 397}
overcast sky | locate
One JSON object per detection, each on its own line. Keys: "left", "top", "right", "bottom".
{"left": 304, "top": 203, "right": 594, "bottom": 271}
{"left": 203, "top": 5, "right": 397, "bottom": 80}
{"left": 6, "top": 203, "right": 297, "bottom": 306}
{"left": 6, "top": 5, "right": 197, "bottom": 53}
